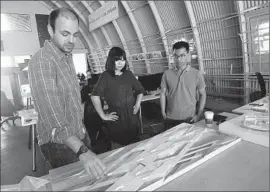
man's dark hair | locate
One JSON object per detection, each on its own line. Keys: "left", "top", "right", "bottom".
{"left": 172, "top": 41, "right": 189, "bottom": 52}
{"left": 48, "top": 8, "right": 79, "bottom": 32}
{"left": 106, "top": 47, "right": 127, "bottom": 76}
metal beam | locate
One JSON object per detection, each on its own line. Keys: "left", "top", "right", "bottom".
{"left": 121, "top": 1, "right": 151, "bottom": 74}
{"left": 80, "top": 1, "right": 112, "bottom": 47}
{"left": 38, "top": 1, "right": 54, "bottom": 11}
{"left": 79, "top": 1, "right": 105, "bottom": 71}
{"left": 82, "top": 0, "right": 134, "bottom": 72}
{"left": 148, "top": 1, "right": 170, "bottom": 65}
{"left": 66, "top": 1, "right": 87, "bottom": 24}
{"left": 40, "top": 1, "right": 90, "bottom": 50}
{"left": 65, "top": 0, "right": 107, "bottom": 62}
{"left": 65, "top": 1, "right": 104, "bottom": 54}
{"left": 49, "top": 1, "right": 92, "bottom": 50}
{"left": 237, "top": 1, "right": 250, "bottom": 104}
{"left": 184, "top": 1, "right": 204, "bottom": 74}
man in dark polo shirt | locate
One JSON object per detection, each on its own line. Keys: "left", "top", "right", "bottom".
{"left": 28, "top": 8, "right": 105, "bottom": 179}
{"left": 160, "top": 41, "right": 206, "bottom": 130}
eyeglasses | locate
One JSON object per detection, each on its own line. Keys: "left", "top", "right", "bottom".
{"left": 173, "top": 53, "right": 187, "bottom": 59}
{"left": 114, "top": 56, "right": 125, "bottom": 61}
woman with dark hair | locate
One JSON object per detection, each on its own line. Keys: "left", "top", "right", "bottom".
{"left": 91, "top": 47, "right": 145, "bottom": 148}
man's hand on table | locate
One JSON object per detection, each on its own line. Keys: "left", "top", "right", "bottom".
{"left": 161, "top": 111, "right": 167, "bottom": 120}
{"left": 79, "top": 150, "right": 106, "bottom": 179}
{"left": 190, "top": 114, "right": 200, "bottom": 123}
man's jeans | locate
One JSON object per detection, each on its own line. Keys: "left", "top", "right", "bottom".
{"left": 164, "top": 117, "right": 193, "bottom": 131}
{"left": 40, "top": 134, "right": 92, "bottom": 169}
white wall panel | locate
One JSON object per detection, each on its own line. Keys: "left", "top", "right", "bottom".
{"left": 243, "top": 0, "right": 269, "bottom": 9}
{"left": 155, "top": 1, "right": 190, "bottom": 31}
{"left": 89, "top": 1, "right": 101, "bottom": 11}
{"left": 103, "top": 22, "right": 122, "bottom": 46}
{"left": 192, "top": 1, "right": 236, "bottom": 22}
{"left": 117, "top": 15, "right": 139, "bottom": 42}
{"left": 92, "top": 28, "right": 109, "bottom": 47}
{"left": 133, "top": 5, "right": 160, "bottom": 36}
{"left": 143, "top": 35, "right": 164, "bottom": 52}
{"left": 127, "top": 1, "right": 147, "bottom": 10}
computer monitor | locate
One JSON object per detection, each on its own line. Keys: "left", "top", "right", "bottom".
{"left": 88, "top": 74, "right": 101, "bottom": 86}
{"left": 138, "top": 73, "right": 163, "bottom": 92}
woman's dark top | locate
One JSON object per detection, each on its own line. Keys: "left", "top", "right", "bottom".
{"left": 91, "top": 70, "right": 145, "bottom": 145}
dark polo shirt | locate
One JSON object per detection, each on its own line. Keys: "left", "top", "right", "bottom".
{"left": 160, "top": 65, "right": 206, "bottom": 120}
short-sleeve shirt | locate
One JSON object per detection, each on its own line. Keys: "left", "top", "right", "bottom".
{"left": 91, "top": 70, "right": 145, "bottom": 145}
{"left": 160, "top": 65, "right": 206, "bottom": 120}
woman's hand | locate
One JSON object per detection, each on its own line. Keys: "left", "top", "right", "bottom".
{"left": 133, "top": 104, "right": 141, "bottom": 114}
{"left": 102, "top": 112, "right": 118, "bottom": 121}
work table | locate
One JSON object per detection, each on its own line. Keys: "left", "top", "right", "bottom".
{"left": 1, "top": 98, "right": 269, "bottom": 191}
{"left": 157, "top": 140, "right": 269, "bottom": 191}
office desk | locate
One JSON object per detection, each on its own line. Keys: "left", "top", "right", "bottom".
{"left": 2, "top": 117, "right": 269, "bottom": 191}
{"left": 17, "top": 109, "right": 38, "bottom": 171}
{"left": 139, "top": 93, "right": 160, "bottom": 134}
{"left": 232, "top": 95, "right": 269, "bottom": 114}
{"left": 195, "top": 112, "right": 240, "bottom": 131}
{"left": 1, "top": 140, "right": 268, "bottom": 191}
{"left": 157, "top": 140, "right": 269, "bottom": 191}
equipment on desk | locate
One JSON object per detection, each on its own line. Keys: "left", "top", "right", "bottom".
{"left": 219, "top": 114, "right": 269, "bottom": 147}
{"left": 250, "top": 106, "right": 269, "bottom": 113}
{"left": 242, "top": 114, "right": 269, "bottom": 132}
{"left": 138, "top": 73, "right": 163, "bottom": 93}
{"left": 213, "top": 114, "right": 227, "bottom": 125}
{"left": 144, "top": 89, "right": 161, "bottom": 96}
{"left": 0, "top": 91, "right": 21, "bottom": 128}
{"left": 248, "top": 100, "right": 268, "bottom": 113}
{"left": 249, "top": 103, "right": 264, "bottom": 106}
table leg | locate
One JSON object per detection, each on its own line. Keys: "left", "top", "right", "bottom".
{"left": 27, "top": 98, "right": 29, "bottom": 110}
{"left": 32, "top": 124, "right": 36, "bottom": 171}
{"left": 139, "top": 107, "right": 143, "bottom": 134}
{"left": 28, "top": 126, "right": 32, "bottom": 150}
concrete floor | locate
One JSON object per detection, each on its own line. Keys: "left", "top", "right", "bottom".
{"left": 0, "top": 97, "right": 241, "bottom": 186}
{"left": 1, "top": 119, "right": 48, "bottom": 185}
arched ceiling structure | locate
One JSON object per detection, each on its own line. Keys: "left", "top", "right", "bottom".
{"left": 39, "top": 0, "right": 269, "bottom": 76}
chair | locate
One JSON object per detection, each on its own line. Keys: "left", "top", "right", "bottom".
{"left": 249, "top": 72, "right": 266, "bottom": 102}
{"left": 0, "top": 91, "right": 21, "bottom": 128}
{"left": 20, "top": 84, "right": 33, "bottom": 109}
{"left": 81, "top": 85, "right": 111, "bottom": 154}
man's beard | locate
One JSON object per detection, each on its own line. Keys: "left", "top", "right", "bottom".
{"left": 63, "top": 43, "right": 75, "bottom": 52}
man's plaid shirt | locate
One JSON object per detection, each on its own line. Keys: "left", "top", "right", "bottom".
{"left": 28, "top": 40, "right": 86, "bottom": 146}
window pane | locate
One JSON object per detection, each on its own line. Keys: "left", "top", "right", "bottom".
{"left": 249, "top": 14, "right": 269, "bottom": 72}
{"left": 1, "top": 13, "right": 31, "bottom": 32}
{"left": 1, "top": 56, "right": 13, "bottom": 68}
{"left": 72, "top": 53, "right": 87, "bottom": 76}
{"left": 14, "top": 55, "right": 31, "bottom": 65}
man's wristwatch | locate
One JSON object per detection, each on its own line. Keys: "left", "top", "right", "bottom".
{"left": 76, "top": 145, "right": 89, "bottom": 158}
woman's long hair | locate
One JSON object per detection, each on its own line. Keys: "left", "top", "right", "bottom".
{"left": 105, "top": 47, "right": 128, "bottom": 76}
